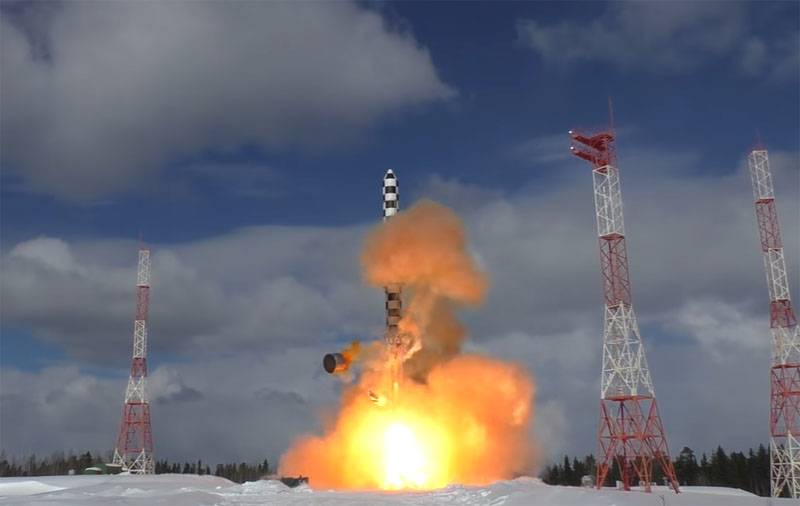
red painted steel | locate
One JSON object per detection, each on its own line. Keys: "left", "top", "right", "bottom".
{"left": 113, "top": 249, "right": 154, "bottom": 472}
{"left": 598, "top": 234, "right": 631, "bottom": 307}
{"left": 571, "top": 128, "right": 679, "bottom": 493}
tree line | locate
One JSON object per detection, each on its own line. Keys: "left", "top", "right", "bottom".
{"left": 0, "top": 451, "right": 272, "bottom": 484}
{"left": 1, "top": 445, "right": 775, "bottom": 494}
{"left": 154, "top": 458, "right": 272, "bottom": 483}
{"left": 541, "top": 445, "right": 772, "bottom": 497}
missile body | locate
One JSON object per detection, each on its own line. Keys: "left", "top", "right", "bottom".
{"left": 382, "top": 169, "right": 407, "bottom": 404}
{"left": 321, "top": 170, "right": 403, "bottom": 381}
{"left": 383, "top": 170, "right": 402, "bottom": 347}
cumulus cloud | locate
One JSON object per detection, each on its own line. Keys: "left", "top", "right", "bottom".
{"left": 0, "top": 1, "right": 455, "bottom": 199}
{"left": 517, "top": 1, "right": 799, "bottom": 80}
{"left": 150, "top": 368, "right": 205, "bottom": 405}
{"left": 1, "top": 366, "right": 124, "bottom": 456}
{"left": 1, "top": 226, "right": 382, "bottom": 363}
{"left": 9, "top": 237, "right": 83, "bottom": 273}
{"left": 666, "top": 298, "right": 766, "bottom": 357}
{"left": 2, "top": 144, "right": 798, "bottom": 463}
{"left": 0, "top": 349, "right": 336, "bottom": 464}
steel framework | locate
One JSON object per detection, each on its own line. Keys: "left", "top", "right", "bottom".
{"left": 747, "top": 149, "right": 800, "bottom": 498}
{"left": 112, "top": 247, "right": 155, "bottom": 474}
{"left": 570, "top": 128, "right": 679, "bottom": 493}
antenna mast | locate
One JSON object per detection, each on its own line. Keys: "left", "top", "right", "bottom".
{"left": 570, "top": 124, "right": 679, "bottom": 493}
{"left": 747, "top": 148, "right": 800, "bottom": 498}
{"left": 112, "top": 246, "right": 155, "bottom": 474}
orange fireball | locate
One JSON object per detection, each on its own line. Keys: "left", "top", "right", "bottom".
{"left": 279, "top": 355, "right": 534, "bottom": 490}
{"left": 279, "top": 201, "right": 537, "bottom": 490}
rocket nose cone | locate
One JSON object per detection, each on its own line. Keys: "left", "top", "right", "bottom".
{"left": 384, "top": 169, "right": 396, "bottom": 180}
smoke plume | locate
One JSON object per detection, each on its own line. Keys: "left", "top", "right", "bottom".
{"left": 280, "top": 200, "right": 536, "bottom": 489}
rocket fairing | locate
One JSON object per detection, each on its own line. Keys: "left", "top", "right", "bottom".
{"left": 323, "top": 353, "right": 348, "bottom": 374}
{"left": 322, "top": 341, "right": 360, "bottom": 375}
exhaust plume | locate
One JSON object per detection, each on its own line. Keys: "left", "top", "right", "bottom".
{"left": 280, "top": 199, "right": 536, "bottom": 489}
{"left": 363, "top": 200, "right": 488, "bottom": 379}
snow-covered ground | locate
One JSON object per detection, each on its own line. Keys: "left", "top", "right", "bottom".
{"left": 0, "top": 474, "right": 793, "bottom": 505}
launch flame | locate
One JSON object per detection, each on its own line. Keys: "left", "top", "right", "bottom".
{"left": 279, "top": 200, "right": 536, "bottom": 489}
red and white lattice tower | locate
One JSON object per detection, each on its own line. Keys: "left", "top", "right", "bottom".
{"left": 747, "top": 148, "right": 800, "bottom": 498}
{"left": 570, "top": 128, "right": 679, "bottom": 493}
{"left": 112, "top": 247, "right": 154, "bottom": 474}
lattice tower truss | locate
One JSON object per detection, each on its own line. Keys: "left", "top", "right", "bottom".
{"left": 112, "top": 248, "right": 155, "bottom": 474}
{"left": 570, "top": 128, "right": 679, "bottom": 493}
{"left": 747, "top": 149, "right": 800, "bottom": 498}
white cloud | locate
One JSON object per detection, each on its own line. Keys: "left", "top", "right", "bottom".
{"left": 10, "top": 237, "right": 82, "bottom": 273}
{"left": 0, "top": 2, "right": 455, "bottom": 200}
{"left": 517, "top": 1, "right": 798, "bottom": 80}
{"left": 0, "top": 350, "right": 336, "bottom": 465}
{"left": 2, "top": 146, "right": 798, "bottom": 464}
{"left": 1, "top": 366, "right": 123, "bottom": 457}
{"left": 666, "top": 298, "right": 766, "bottom": 357}
{"left": 1, "top": 225, "right": 382, "bottom": 363}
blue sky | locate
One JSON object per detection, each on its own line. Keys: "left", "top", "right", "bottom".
{"left": 3, "top": 1, "right": 797, "bottom": 244}
{"left": 1, "top": 1, "right": 798, "bottom": 466}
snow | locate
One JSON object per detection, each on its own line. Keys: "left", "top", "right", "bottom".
{"left": 0, "top": 474, "right": 794, "bottom": 505}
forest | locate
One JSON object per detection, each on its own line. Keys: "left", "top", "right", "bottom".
{"left": 0, "top": 444, "right": 774, "bottom": 496}
{"left": 0, "top": 452, "right": 271, "bottom": 484}
{"left": 540, "top": 445, "right": 772, "bottom": 497}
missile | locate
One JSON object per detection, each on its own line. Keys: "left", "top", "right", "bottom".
{"left": 321, "top": 169, "right": 403, "bottom": 389}
{"left": 383, "top": 170, "right": 402, "bottom": 344}
{"left": 382, "top": 169, "right": 405, "bottom": 403}
{"left": 322, "top": 341, "right": 360, "bottom": 374}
